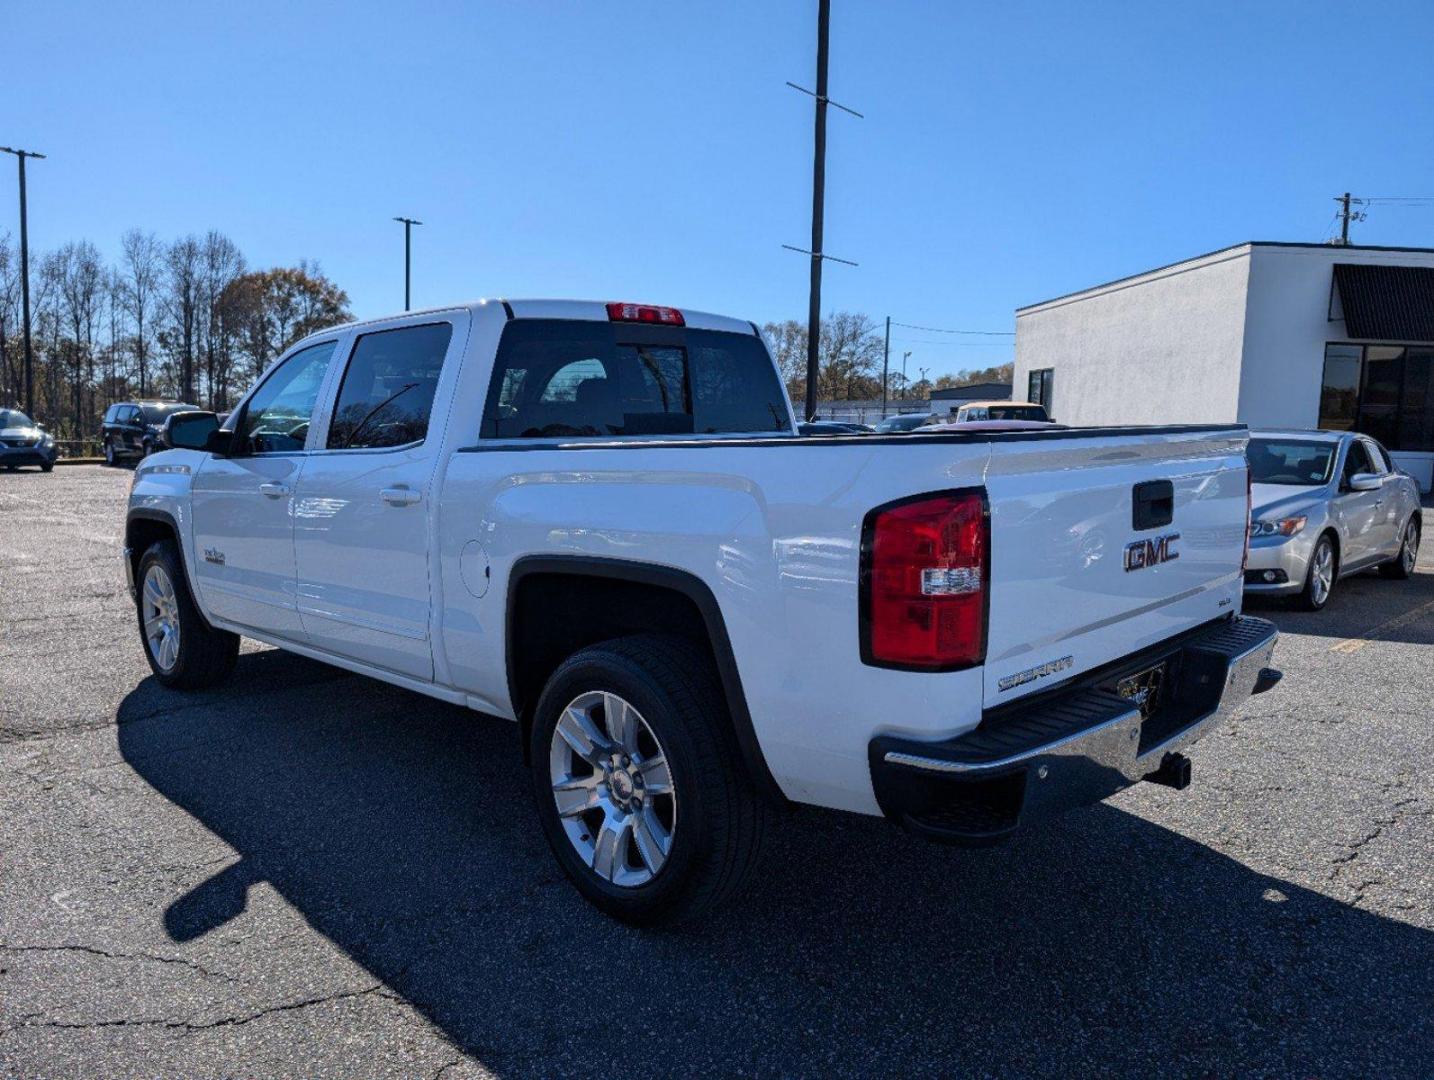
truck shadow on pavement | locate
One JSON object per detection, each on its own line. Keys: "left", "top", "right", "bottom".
{"left": 117, "top": 650, "right": 1432, "bottom": 1078}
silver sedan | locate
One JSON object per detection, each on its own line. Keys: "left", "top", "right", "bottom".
{"left": 1244, "top": 429, "right": 1422, "bottom": 610}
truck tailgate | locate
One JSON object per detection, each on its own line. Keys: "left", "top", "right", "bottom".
{"left": 982, "top": 428, "right": 1248, "bottom": 706}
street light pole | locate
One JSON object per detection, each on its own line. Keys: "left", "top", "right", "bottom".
{"left": 881, "top": 315, "right": 890, "bottom": 414}
{"left": 393, "top": 216, "right": 422, "bottom": 311}
{"left": 2, "top": 146, "right": 44, "bottom": 417}
{"left": 901, "top": 350, "right": 911, "bottom": 399}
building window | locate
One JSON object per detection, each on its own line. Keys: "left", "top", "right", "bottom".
{"left": 1027, "top": 368, "right": 1054, "bottom": 414}
{"left": 1319, "top": 342, "right": 1434, "bottom": 452}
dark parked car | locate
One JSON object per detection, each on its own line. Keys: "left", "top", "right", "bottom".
{"left": 797, "top": 420, "right": 874, "bottom": 435}
{"left": 0, "top": 408, "right": 58, "bottom": 472}
{"left": 873, "top": 412, "right": 937, "bottom": 434}
{"left": 101, "top": 401, "right": 201, "bottom": 464}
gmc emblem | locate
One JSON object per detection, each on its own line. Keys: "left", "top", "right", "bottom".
{"left": 1124, "top": 532, "right": 1180, "bottom": 572}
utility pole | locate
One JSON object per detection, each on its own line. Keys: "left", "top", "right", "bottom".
{"left": 2, "top": 147, "right": 44, "bottom": 417}
{"left": 393, "top": 216, "right": 422, "bottom": 310}
{"left": 881, "top": 315, "right": 890, "bottom": 414}
{"left": 1333, "top": 193, "right": 1366, "bottom": 245}
{"left": 783, "top": 0, "right": 861, "bottom": 421}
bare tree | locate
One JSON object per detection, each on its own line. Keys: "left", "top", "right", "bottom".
{"left": 200, "top": 231, "right": 244, "bottom": 409}
{"left": 163, "top": 235, "right": 203, "bottom": 403}
{"left": 0, "top": 233, "right": 18, "bottom": 406}
{"left": 59, "top": 241, "right": 104, "bottom": 436}
{"left": 120, "top": 229, "right": 163, "bottom": 396}
{"left": 818, "top": 312, "right": 883, "bottom": 400}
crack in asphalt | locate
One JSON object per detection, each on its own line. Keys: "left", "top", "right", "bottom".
{"left": 0, "top": 942, "right": 242, "bottom": 983}
{"left": 0, "top": 981, "right": 401, "bottom": 1038}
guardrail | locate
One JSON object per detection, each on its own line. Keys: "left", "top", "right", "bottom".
{"left": 53, "top": 438, "right": 103, "bottom": 457}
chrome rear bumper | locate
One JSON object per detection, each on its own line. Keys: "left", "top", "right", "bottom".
{"left": 869, "top": 615, "right": 1280, "bottom": 843}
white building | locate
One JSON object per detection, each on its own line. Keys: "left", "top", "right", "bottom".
{"left": 1013, "top": 241, "right": 1434, "bottom": 491}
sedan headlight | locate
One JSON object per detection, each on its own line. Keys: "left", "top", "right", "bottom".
{"left": 1250, "top": 515, "right": 1306, "bottom": 538}
{"left": 39, "top": 432, "right": 53, "bottom": 446}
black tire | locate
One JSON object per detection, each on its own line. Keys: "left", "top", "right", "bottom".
{"left": 135, "top": 539, "right": 239, "bottom": 689}
{"left": 40, "top": 462, "right": 53, "bottom": 473}
{"left": 1297, "top": 533, "right": 1337, "bottom": 611}
{"left": 1379, "top": 515, "right": 1421, "bottom": 579}
{"left": 528, "top": 634, "right": 767, "bottom": 926}
{"left": 103, "top": 440, "right": 116, "bottom": 466}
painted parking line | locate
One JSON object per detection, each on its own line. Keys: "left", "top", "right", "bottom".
{"left": 1329, "top": 596, "right": 1434, "bottom": 654}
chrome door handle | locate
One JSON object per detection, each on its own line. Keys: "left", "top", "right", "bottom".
{"left": 259, "top": 482, "right": 290, "bottom": 499}
{"left": 381, "top": 486, "right": 421, "bottom": 507}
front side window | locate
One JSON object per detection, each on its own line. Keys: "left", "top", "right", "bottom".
{"left": 1341, "top": 439, "right": 1373, "bottom": 485}
{"left": 327, "top": 323, "right": 453, "bottom": 450}
{"left": 481, "top": 320, "right": 788, "bottom": 439}
{"left": 241, "top": 340, "right": 337, "bottom": 453}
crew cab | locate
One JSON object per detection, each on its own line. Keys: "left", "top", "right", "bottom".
{"left": 124, "top": 299, "right": 1280, "bottom": 923}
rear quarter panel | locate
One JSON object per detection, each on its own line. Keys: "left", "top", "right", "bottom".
{"left": 435, "top": 438, "right": 994, "bottom": 814}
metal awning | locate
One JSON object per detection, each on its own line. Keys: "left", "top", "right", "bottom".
{"left": 1333, "top": 263, "right": 1434, "bottom": 341}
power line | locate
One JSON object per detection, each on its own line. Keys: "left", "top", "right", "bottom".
{"left": 889, "top": 320, "right": 1013, "bottom": 336}
{"left": 889, "top": 337, "right": 1014, "bottom": 348}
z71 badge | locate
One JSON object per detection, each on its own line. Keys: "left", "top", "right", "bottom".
{"left": 1124, "top": 532, "right": 1179, "bottom": 572}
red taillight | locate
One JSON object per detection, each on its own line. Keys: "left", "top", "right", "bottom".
{"left": 1241, "top": 464, "right": 1252, "bottom": 575}
{"left": 861, "top": 489, "right": 988, "bottom": 670}
{"left": 606, "top": 301, "right": 684, "bottom": 326}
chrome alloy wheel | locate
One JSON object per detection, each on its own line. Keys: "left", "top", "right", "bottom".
{"left": 548, "top": 690, "right": 676, "bottom": 887}
{"left": 1311, "top": 540, "right": 1334, "bottom": 606}
{"left": 142, "top": 564, "right": 182, "bottom": 672}
{"left": 1402, "top": 521, "right": 1420, "bottom": 574}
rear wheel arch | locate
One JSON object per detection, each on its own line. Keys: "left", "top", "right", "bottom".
{"left": 505, "top": 556, "right": 784, "bottom": 804}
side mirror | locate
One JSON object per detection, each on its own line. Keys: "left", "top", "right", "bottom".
{"left": 1348, "top": 472, "right": 1382, "bottom": 492}
{"left": 165, "top": 411, "right": 220, "bottom": 452}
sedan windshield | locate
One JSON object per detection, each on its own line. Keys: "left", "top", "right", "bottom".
{"left": 1248, "top": 438, "right": 1337, "bottom": 487}
{"left": 0, "top": 409, "right": 33, "bottom": 428}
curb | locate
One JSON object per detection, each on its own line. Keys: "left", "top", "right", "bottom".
{"left": 57, "top": 457, "right": 105, "bottom": 466}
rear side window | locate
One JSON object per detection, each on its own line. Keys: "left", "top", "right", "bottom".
{"left": 328, "top": 323, "right": 453, "bottom": 449}
{"left": 481, "top": 319, "right": 789, "bottom": 438}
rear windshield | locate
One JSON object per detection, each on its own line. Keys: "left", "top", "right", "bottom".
{"left": 987, "top": 404, "right": 1048, "bottom": 421}
{"left": 140, "top": 403, "right": 199, "bottom": 423}
{"left": 876, "top": 414, "right": 930, "bottom": 432}
{"left": 1247, "top": 438, "right": 1337, "bottom": 486}
{"left": 480, "top": 319, "right": 790, "bottom": 438}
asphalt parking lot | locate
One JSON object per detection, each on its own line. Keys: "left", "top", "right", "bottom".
{"left": 2, "top": 464, "right": 1431, "bottom": 1078}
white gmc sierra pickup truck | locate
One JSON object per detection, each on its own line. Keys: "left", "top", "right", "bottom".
{"left": 124, "top": 298, "right": 1281, "bottom": 923}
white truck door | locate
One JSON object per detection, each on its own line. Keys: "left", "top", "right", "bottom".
{"left": 291, "top": 314, "right": 469, "bottom": 681}
{"left": 190, "top": 339, "right": 340, "bottom": 638}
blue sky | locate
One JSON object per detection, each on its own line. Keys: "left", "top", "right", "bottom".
{"left": 6, "top": 0, "right": 1434, "bottom": 377}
